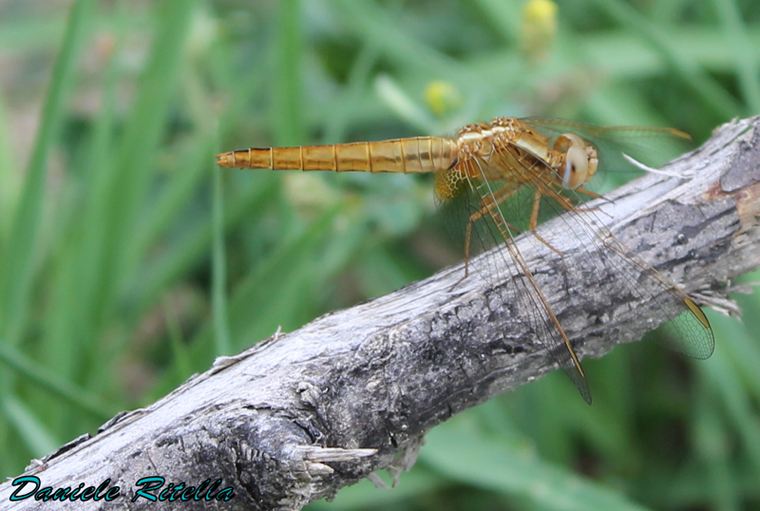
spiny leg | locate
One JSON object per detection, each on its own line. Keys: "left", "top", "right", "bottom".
{"left": 528, "top": 187, "right": 565, "bottom": 258}
{"left": 569, "top": 186, "right": 604, "bottom": 213}
{"left": 449, "top": 181, "right": 522, "bottom": 291}
{"left": 576, "top": 187, "right": 602, "bottom": 200}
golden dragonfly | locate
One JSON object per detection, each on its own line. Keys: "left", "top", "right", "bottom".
{"left": 216, "top": 116, "right": 715, "bottom": 404}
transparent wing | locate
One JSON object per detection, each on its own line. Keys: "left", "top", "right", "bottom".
{"left": 435, "top": 134, "right": 713, "bottom": 404}
{"left": 437, "top": 153, "right": 593, "bottom": 403}
{"left": 521, "top": 118, "right": 693, "bottom": 191}
{"left": 493, "top": 122, "right": 713, "bottom": 362}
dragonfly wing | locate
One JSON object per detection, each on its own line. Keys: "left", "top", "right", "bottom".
{"left": 500, "top": 237, "right": 593, "bottom": 404}
{"left": 597, "top": 231, "right": 715, "bottom": 360}
{"left": 437, "top": 156, "right": 592, "bottom": 403}
{"left": 437, "top": 139, "right": 713, "bottom": 403}
{"left": 661, "top": 302, "right": 715, "bottom": 359}
{"left": 516, "top": 172, "right": 716, "bottom": 365}
{"left": 491, "top": 129, "right": 714, "bottom": 363}
{"left": 520, "top": 118, "right": 690, "bottom": 145}
{"left": 521, "top": 118, "right": 692, "bottom": 180}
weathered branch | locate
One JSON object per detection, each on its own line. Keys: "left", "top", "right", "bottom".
{"left": 2, "top": 116, "right": 759, "bottom": 510}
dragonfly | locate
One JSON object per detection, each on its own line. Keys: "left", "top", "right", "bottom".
{"left": 215, "top": 117, "right": 715, "bottom": 404}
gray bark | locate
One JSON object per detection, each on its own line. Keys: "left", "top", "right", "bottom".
{"left": 2, "top": 116, "right": 759, "bottom": 510}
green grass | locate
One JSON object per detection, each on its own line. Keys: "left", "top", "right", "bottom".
{"left": 1, "top": 0, "right": 759, "bottom": 509}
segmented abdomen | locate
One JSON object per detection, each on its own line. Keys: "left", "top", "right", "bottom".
{"left": 215, "top": 136, "right": 458, "bottom": 174}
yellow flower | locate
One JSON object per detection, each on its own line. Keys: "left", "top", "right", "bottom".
{"left": 521, "top": 0, "right": 558, "bottom": 62}
{"left": 424, "top": 81, "right": 462, "bottom": 117}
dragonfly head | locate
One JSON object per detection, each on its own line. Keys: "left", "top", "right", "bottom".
{"left": 554, "top": 133, "right": 598, "bottom": 190}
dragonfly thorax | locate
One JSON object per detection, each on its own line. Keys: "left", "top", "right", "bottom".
{"left": 453, "top": 118, "right": 598, "bottom": 190}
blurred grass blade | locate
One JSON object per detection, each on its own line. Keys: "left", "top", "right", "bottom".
{"left": 423, "top": 414, "right": 653, "bottom": 511}
{"left": 164, "top": 294, "right": 193, "bottom": 382}
{"left": 701, "top": 317, "right": 760, "bottom": 477}
{"left": 692, "top": 381, "right": 739, "bottom": 511}
{"left": 2, "top": 396, "right": 58, "bottom": 457}
{"left": 0, "top": 0, "right": 93, "bottom": 346}
{"left": 136, "top": 175, "right": 279, "bottom": 318}
{"left": 0, "top": 341, "right": 114, "bottom": 420}
{"left": 0, "top": 93, "right": 19, "bottom": 236}
{"left": 212, "top": 146, "right": 232, "bottom": 356}
{"left": 190, "top": 204, "right": 341, "bottom": 353}
{"left": 713, "top": 0, "right": 760, "bottom": 114}
{"left": 272, "top": 0, "right": 304, "bottom": 146}
{"left": 100, "top": 0, "right": 197, "bottom": 308}
{"left": 375, "top": 75, "right": 439, "bottom": 134}
{"left": 587, "top": 0, "right": 741, "bottom": 118}
{"left": 330, "top": 0, "right": 465, "bottom": 81}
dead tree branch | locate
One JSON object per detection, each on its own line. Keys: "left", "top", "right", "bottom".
{"left": 2, "top": 116, "right": 760, "bottom": 510}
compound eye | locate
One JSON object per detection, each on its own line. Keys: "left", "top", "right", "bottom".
{"left": 562, "top": 144, "right": 588, "bottom": 189}
{"left": 554, "top": 133, "right": 589, "bottom": 189}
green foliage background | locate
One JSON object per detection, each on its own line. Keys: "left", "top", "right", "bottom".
{"left": 0, "top": 0, "right": 759, "bottom": 509}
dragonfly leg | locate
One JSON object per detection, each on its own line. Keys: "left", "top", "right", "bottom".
{"left": 450, "top": 183, "right": 522, "bottom": 291}
{"left": 577, "top": 187, "right": 603, "bottom": 200}
{"left": 448, "top": 219, "right": 475, "bottom": 291}
{"left": 529, "top": 188, "right": 564, "bottom": 258}
{"left": 567, "top": 187, "right": 608, "bottom": 213}
{"left": 474, "top": 183, "right": 524, "bottom": 237}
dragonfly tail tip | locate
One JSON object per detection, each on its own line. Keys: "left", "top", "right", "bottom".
{"left": 215, "top": 152, "right": 234, "bottom": 168}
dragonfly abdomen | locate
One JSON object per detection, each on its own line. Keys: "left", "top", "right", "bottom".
{"left": 215, "top": 136, "right": 457, "bottom": 174}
